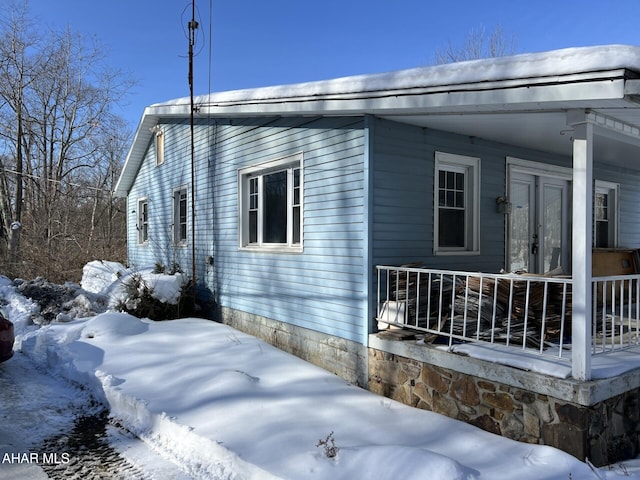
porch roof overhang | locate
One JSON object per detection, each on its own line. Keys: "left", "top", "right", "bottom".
{"left": 114, "top": 44, "right": 640, "bottom": 197}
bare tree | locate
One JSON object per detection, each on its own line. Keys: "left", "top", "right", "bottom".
{"left": 0, "top": 1, "right": 132, "bottom": 281}
{"left": 435, "top": 25, "right": 517, "bottom": 64}
{"left": 0, "top": 1, "right": 39, "bottom": 267}
{"left": 82, "top": 116, "right": 129, "bottom": 260}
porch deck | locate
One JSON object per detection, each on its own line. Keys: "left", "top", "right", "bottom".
{"left": 376, "top": 264, "right": 640, "bottom": 369}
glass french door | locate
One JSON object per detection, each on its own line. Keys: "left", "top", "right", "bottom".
{"left": 508, "top": 171, "right": 569, "bottom": 274}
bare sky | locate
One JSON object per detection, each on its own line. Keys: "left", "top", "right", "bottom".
{"left": 27, "top": 0, "right": 640, "bottom": 130}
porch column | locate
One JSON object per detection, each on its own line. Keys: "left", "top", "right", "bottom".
{"left": 568, "top": 110, "right": 594, "bottom": 381}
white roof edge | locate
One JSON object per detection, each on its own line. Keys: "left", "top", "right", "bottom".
{"left": 153, "top": 45, "right": 640, "bottom": 111}
{"left": 113, "top": 108, "right": 158, "bottom": 197}
{"left": 115, "top": 44, "right": 640, "bottom": 196}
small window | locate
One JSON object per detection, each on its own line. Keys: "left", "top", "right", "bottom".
{"left": 173, "top": 187, "right": 188, "bottom": 245}
{"left": 434, "top": 152, "right": 480, "bottom": 255}
{"left": 594, "top": 181, "right": 619, "bottom": 248}
{"left": 155, "top": 130, "right": 164, "bottom": 166}
{"left": 137, "top": 198, "right": 148, "bottom": 244}
{"left": 239, "top": 153, "right": 303, "bottom": 250}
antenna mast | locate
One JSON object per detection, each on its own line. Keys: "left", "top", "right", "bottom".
{"left": 188, "top": 1, "right": 199, "bottom": 308}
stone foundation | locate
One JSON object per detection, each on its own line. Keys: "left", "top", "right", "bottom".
{"left": 219, "top": 306, "right": 368, "bottom": 387}
{"left": 368, "top": 335, "right": 640, "bottom": 466}
{"left": 216, "top": 306, "right": 640, "bottom": 466}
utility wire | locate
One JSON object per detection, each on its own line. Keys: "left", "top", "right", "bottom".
{"left": 0, "top": 167, "right": 115, "bottom": 193}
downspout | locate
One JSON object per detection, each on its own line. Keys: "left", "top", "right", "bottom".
{"left": 568, "top": 109, "right": 594, "bottom": 381}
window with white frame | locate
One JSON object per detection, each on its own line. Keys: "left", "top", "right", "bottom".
{"left": 154, "top": 129, "right": 164, "bottom": 166}
{"left": 434, "top": 152, "right": 480, "bottom": 255}
{"left": 173, "top": 186, "right": 188, "bottom": 245}
{"left": 137, "top": 198, "right": 148, "bottom": 244}
{"left": 239, "top": 153, "right": 303, "bottom": 250}
{"left": 594, "top": 180, "right": 619, "bottom": 248}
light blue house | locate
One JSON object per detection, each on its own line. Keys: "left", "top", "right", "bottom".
{"left": 116, "top": 45, "right": 640, "bottom": 463}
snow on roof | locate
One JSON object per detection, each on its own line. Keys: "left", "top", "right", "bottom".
{"left": 115, "top": 44, "right": 640, "bottom": 197}
{"left": 153, "top": 45, "right": 640, "bottom": 108}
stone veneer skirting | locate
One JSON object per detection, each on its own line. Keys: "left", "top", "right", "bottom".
{"left": 218, "top": 306, "right": 640, "bottom": 466}
{"left": 219, "top": 306, "right": 369, "bottom": 387}
{"left": 368, "top": 334, "right": 640, "bottom": 466}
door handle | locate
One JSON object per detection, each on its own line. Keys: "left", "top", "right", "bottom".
{"left": 531, "top": 243, "right": 539, "bottom": 255}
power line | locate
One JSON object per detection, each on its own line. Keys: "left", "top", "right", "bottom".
{"left": 0, "top": 167, "right": 115, "bottom": 193}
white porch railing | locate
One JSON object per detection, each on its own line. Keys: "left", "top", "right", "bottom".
{"left": 592, "top": 274, "right": 640, "bottom": 354}
{"left": 376, "top": 265, "right": 640, "bottom": 359}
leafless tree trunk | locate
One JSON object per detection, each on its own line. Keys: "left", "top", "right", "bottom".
{"left": 0, "top": 2, "right": 132, "bottom": 281}
{"left": 0, "top": 2, "right": 37, "bottom": 269}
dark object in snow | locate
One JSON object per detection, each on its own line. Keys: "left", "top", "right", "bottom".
{"left": 0, "top": 312, "right": 14, "bottom": 363}
{"left": 316, "top": 431, "right": 339, "bottom": 459}
{"left": 115, "top": 274, "right": 195, "bottom": 321}
{"left": 15, "top": 277, "right": 107, "bottom": 325}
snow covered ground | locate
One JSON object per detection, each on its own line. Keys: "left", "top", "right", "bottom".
{"left": 0, "top": 351, "right": 190, "bottom": 479}
{"left": 2, "top": 260, "right": 640, "bottom": 479}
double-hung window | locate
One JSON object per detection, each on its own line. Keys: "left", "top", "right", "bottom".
{"left": 173, "top": 186, "right": 188, "bottom": 245}
{"left": 137, "top": 198, "right": 148, "bottom": 244}
{"left": 434, "top": 152, "right": 480, "bottom": 255}
{"left": 239, "top": 152, "right": 303, "bottom": 251}
{"left": 594, "top": 180, "right": 619, "bottom": 248}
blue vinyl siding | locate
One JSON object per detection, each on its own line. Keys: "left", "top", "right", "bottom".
{"left": 126, "top": 113, "right": 640, "bottom": 346}
{"left": 371, "top": 118, "right": 507, "bottom": 272}
{"left": 594, "top": 162, "right": 640, "bottom": 247}
{"left": 127, "top": 116, "right": 368, "bottom": 343}
{"left": 370, "top": 117, "right": 571, "bottom": 273}
{"left": 126, "top": 117, "right": 219, "bottom": 279}
{"left": 212, "top": 117, "right": 367, "bottom": 341}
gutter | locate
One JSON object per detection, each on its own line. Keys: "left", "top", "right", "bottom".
{"left": 154, "top": 69, "right": 629, "bottom": 115}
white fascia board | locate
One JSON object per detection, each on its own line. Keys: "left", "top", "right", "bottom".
{"left": 113, "top": 111, "right": 159, "bottom": 197}
{"left": 146, "top": 102, "right": 193, "bottom": 117}
{"left": 191, "top": 77, "right": 628, "bottom": 118}
{"left": 118, "top": 59, "right": 633, "bottom": 197}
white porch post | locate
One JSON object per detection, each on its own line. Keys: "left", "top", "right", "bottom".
{"left": 569, "top": 111, "right": 593, "bottom": 381}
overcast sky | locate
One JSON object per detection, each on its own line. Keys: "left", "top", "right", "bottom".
{"left": 27, "top": 0, "right": 640, "bottom": 130}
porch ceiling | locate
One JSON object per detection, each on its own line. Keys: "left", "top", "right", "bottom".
{"left": 382, "top": 104, "right": 640, "bottom": 166}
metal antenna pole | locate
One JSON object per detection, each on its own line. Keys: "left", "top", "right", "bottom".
{"left": 188, "top": 1, "right": 199, "bottom": 309}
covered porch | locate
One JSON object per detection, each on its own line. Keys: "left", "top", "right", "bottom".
{"left": 364, "top": 50, "right": 640, "bottom": 463}
{"left": 373, "top": 102, "right": 640, "bottom": 382}
{"left": 367, "top": 102, "right": 640, "bottom": 463}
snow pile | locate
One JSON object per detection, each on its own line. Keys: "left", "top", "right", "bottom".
{"left": 0, "top": 275, "right": 40, "bottom": 327}
{"left": 8, "top": 267, "right": 605, "bottom": 480}
{"left": 0, "top": 261, "right": 188, "bottom": 329}
{"left": 81, "top": 260, "right": 129, "bottom": 295}
{"left": 5, "top": 261, "right": 638, "bottom": 478}
{"left": 81, "top": 260, "right": 189, "bottom": 310}
{"left": 18, "top": 312, "right": 606, "bottom": 479}
{"left": 14, "top": 277, "right": 108, "bottom": 324}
